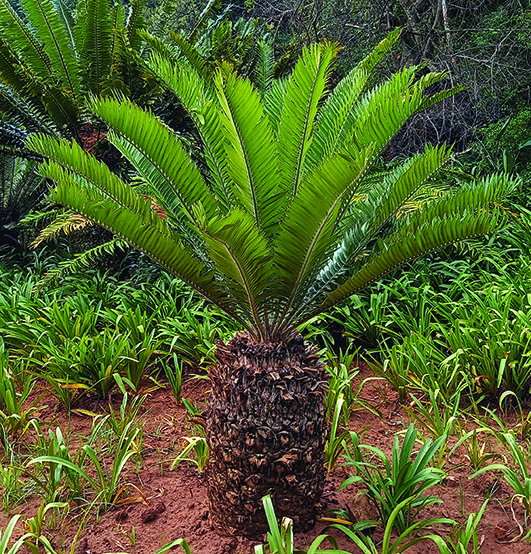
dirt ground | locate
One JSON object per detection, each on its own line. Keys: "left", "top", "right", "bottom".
{"left": 1, "top": 363, "right": 530, "bottom": 554}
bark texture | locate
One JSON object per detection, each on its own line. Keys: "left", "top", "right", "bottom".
{"left": 206, "top": 332, "right": 327, "bottom": 537}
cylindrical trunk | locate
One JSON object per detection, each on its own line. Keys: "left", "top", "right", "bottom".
{"left": 206, "top": 333, "right": 327, "bottom": 537}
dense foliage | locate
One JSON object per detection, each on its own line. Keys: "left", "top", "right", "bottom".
{"left": 0, "top": 0, "right": 531, "bottom": 551}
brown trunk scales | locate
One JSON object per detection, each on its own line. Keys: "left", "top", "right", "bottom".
{"left": 206, "top": 332, "right": 327, "bottom": 537}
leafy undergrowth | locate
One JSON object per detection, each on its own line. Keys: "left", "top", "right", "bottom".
{"left": 1, "top": 363, "right": 531, "bottom": 554}
{"left": 3, "top": 230, "right": 531, "bottom": 553}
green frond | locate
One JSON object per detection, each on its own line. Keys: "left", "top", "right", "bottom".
{"left": 263, "top": 78, "right": 287, "bottom": 133}
{"left": 0, "top": 0, "right": 56, "bottom": 81}
{"left": 51, "top": 0, "right": 75, "bottom": 47}
{"left": 26, "top": 134, "right": 161, "bottom": 227}
{"left": 89, "top": 96, "right": 216, "bottom": 222}
{"left": 140, "top": 31, "right": 181, "bottom": 61}
{"left": 167, "top": 30, "right": 213, "bottom": 79}
{"left": 126, "top": 0, "right": 147, "bottom": 49}
{"left": 0, "top": 154, "right": 47, "bottom": 225}
{"left": 37, "top": 81, "right": 81, "bottom": 133}
{"left": 348, "top": 66, "right": 454, "bottom": 157}
{"left": 306, "top": 29, "right": 401, "bottom": 172}
{"left": 21, "top": 0, "right": 80, "bottom": 97}
{"left": 276, "top": 41, "right": 338, "bottom": 197}
{"left": 254, "top": 40, "right": 274, "bottom": 99}
{"left": 31, "top": 151, "right": 246, "bottom": 323}
{"left": 273, "top": 143, "right": 375, "bottom": 331}
{"left": 316, "top": 173, "right": 518, "bottom": 314}
{"left": 33, "top": 237, "right": 125, "bottom": 291}
{"left": 302, "top": 144, "right": 453, "bottom": 307}
{"left": 202, "top": 209, "right": 273, "bottom": 339}
{"left": 76, "top": 0, "right": 113, "bottom": 95}
{"left": 215, "top": 70, "right": 281, "bottom": 234}
{"left": 318, "top": 212, "right": 502, "bottom": 315}
{"left": 0, "top": 37, "right": 30, "bottom": 95}
{"left": 147, "top": 53, "right": 231, "bottom": 211}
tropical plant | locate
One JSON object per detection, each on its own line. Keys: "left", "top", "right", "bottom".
{"left": 327, "top": 496, "right": 454, "bottom": 554}
{"left": 255, "top": 494, "right": 347, "bottom": 554}
{"left": 341, "top": 424, "right": 447, "bottom": 534}
{"left": 0, "top": 0, "right": 152, "bottom": 138}
{"left": 28, "top": 27, "right": 517, "bottom": 537}
{"left": 0, "top": 515, "right": 33, "bottom": 554}
{"left": 471, "top": 431, "right": 531, "bottom": 521}
{"left": 0, "top": 147, "right": 48, "bottom": 251}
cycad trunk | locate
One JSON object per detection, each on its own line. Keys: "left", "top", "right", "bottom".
{"left": 206, "top": 333, "right": 327, "bottom": 537}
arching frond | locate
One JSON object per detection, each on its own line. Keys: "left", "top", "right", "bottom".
{"left": 21, "top": 0, "right": 80, "bottom": 97}
{"left": 89, "top": 96, "right": 216, "bottom": 222}
{"left": 273, "top": 143, "right": 375, "bottom": 330}
{"left": 166, "top": 30, "right": 213, "bottom": 79}
{"left": 302, "top": 144, "right": 453, "bottom": 307}
{"left": 147, "top": 54, "right": 231, "bottom": 211}
{"left": 215, "top": 71, "right": 281, "bottom": 235}
{"left": 33, "top": 237, "right": 125, "bottom": 291}
{"left": 0, "top": 0, "right": 56, "bottom": 81}
{"left": 306, "top": 29, "right": 401, "bottom": 172}
{"left": 76, "top": 0, "right": 113, "bottom": 95}
{"left": 253, "top": 40, "right": 274, "bottom": 99}
{"left": 316, "top": 174, "right": 518, "bottom": 315}
{"left": 202, "top": 209, "right": 273, "bottom": 339}
{"left": 276, "top": 41, "right": 338, "bottom": 197}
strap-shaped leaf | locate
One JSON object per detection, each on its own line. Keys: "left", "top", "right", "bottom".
{"left": 215, "top": 71, "right": 281, "bottom": 234}
{"left": 202, "top": 209, "right": 273, "bottom": 339}
{"left": 276, "top": 41, "right": 338, "bottom": 196}
{"left": 273, "top": 143, "right": 374, "bottom": 330}
{"left": 306, "top": 29, "right": 401, "bottom": 172}
{"left": 89, "top": 96, "right": 216, "bottom": 221}
{"left": 21, "top": 0, "right": 80, "bottom": 97}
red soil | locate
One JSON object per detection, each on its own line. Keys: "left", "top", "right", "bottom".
{"left": 1, "top": 366, "right": 530, "bottom": 554}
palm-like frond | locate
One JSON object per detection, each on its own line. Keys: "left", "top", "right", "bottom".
{"left": 21, "top": 0, "right": 80, "bottom": 97}
{"left": 214, "top": 71, "right": 281, "bottom": 235}
{"left": 33, "top": 236, "right": 125, "bottom": 291}
{"left": 0, "top": 0, "right": 56, "bottom": 82}
{"left": 254, "top": 40, "right": 274, "bottom": 99}
{"left": 317, "top": 173, "right": 517, "bottom": 313}
{"left": 202, "top": 209, "right": 273, "bottom": 338}
{"left": 276, "top": 41, "right": 338, "bottom": 197}
{"left": 302, "top": 144, "right": 453, "bottom": 309}
{"left": 76, "top": 0, "right": 113, "bottom": 95}
{"left": 305, "top": 29, "right": 401, "bottom": 172}
{"left": 30, "top": 31, "right": 517, "bottom": 341}
{"left": 90, "top": 96, "right": 216, "bottom": 222}
{"left": 30, "top": 210, "right": 89, "bottom": 247}
{"left": 147, "top": 53, "right": 231, "bottom": 211}
{"left": 167, "top": 30, "right": 213, "bottom": 79}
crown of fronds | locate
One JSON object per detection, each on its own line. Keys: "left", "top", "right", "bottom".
{"left": 28, "top": 30, "right": 519, "bottom": 341}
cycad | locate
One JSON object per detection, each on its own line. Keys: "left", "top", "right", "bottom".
{"left": 0, "top": 0, "right": 151, "bottom": 138}
{"left": 27, "top": 30, "right": 517, "bottom": 536}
